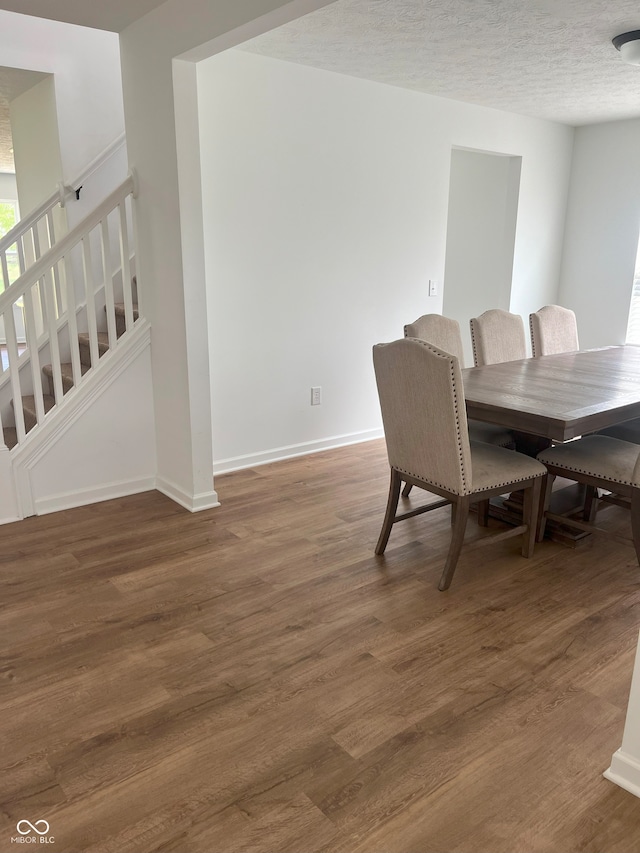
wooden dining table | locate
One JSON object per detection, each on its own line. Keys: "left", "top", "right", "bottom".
{"left": 463, "top": 345, "right": 640, "bottom": 442}
{"left": 462, "top": 345, "right": 640, "bottom": 542}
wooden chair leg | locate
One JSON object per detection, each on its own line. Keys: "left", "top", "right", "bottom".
{"left": 631, "top": 488, "right": 640, "bottom": 568}
{"left": 477, "top": 499, "right": 489, "bottom": 527}
{"left": 375, "top": 469, "right": 402, "bottom": 555}
{"left": 536, "top": 473, "right": 556, "bottom": 542}
{"left": 402, "top": 482, "right": 413, "bottom": 498}
{"left": 438, "top": 496, "right": 470, "bottom": 591}
{"left": 583, "top": 485, "right": 599, "bottom": 523}
{"left": 522, "top": 476, "right": 543, "bottom": 558}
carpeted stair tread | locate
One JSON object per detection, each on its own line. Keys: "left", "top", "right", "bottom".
{"left": 77, "top": 332, "right": 110, "bottom": 351}
{"left": 43, "top": 361, "right": 90, "bottom": 379}
{"left": 113, "top": 303, "right": 139, "bottom": 338}
{"left": 17, "top": 395, "right": 56, "bottom": 417}
{"left": 78, "top": 332, "right": 110, "bottom": 368}
{"left": 3, "top": 427, "right": 17, "bottom": 450}
{"left": 114, "top": 302, "right": 139, "bottom": 318}
{"left": 11, "top": 394, "right": 55, "bottom": 434}
{"left": 42, "top": 361, "right": 90, "bottom": 394}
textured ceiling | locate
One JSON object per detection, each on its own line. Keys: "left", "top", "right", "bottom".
{"left": 0, "top": 68, "right": 48, "bottom": 173}
{"left": 239, "top": 0, "right": 640, "bottom": 126}
{"left": 0, "top": 0, "right": 636, "bottom": 174}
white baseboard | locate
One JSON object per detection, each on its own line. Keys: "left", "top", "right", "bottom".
{"left": 156, "top": 475, "right": 220, "bottom": 513}
{"left": 604, "top": 750, "right": 640, "bottom": 799}
{"left": 213, "top": 428, "right": 384, "bottom": 475}
{"left": 34, "top": 476, "right": 157, "bottom": 516}
{"left": 0, "top": 514, "right": 21, "bottom": 526}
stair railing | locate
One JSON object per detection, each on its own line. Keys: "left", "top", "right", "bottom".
{"left": 0, "top": 133, "right": 127, "bottom": 293}
{"left": 0, "top": 184, "right": 73, "bottom": 293}
{"left": 0, "top": 171, "right": 138, "bottom": 448}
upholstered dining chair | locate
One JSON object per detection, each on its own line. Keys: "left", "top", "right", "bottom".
{"left": 403, "top": 314, "right": 515, "bottom": 498}
{"left": 405, "top": 314, "right": 466, "bottom": 364}
{"left": 598, "top": 419, "right": 640, "bottom": 443}
{"left": 470, "top": 309, "right": 528, "bottom": 366}
{"left": 529, "top": 304, "right": 579, "bottom": 357}
{"left": 536, "top": 434, "right": 640, "bottom": 564}
{"left": 373, "top": 338, "right": 546, "bottom": 590}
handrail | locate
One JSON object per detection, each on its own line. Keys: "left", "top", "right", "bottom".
{"left": 0, "top": 192, "right": 60, "bottom": 257}
{"left": 0, "top": 132, "right": 127, "bottom": 274}
{"left": 0, "top": 174, "right": 134, "bottom": 316}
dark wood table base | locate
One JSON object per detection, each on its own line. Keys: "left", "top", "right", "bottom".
{"left": 486, "top": 482, "right": 591, "bottom": 547}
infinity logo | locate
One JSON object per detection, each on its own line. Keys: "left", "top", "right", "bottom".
{"left": 16, "top": 820, "right": 50, "bottom": 836}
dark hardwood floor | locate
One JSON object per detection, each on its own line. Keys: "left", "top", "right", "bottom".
{"left": 2, "top": 439, "right": 640, "bottom": 852}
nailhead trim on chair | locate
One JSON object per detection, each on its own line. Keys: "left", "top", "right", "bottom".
{"left": 405, "top": 337, "right": 471, "bottom": 495}
{"left": 470, "top": 320, "right": 479, "bottom": 367}
{"left": 450, "top": 358, "right": 470, "bottom": 493}
{"left": 537, "top": 455, "right": 634, "bottom": 487}
{"left": 397, "top": 462, "right": 544, "bottom": 497}
{"left": 529, "top": 314, "right": 538, "bottom": 358}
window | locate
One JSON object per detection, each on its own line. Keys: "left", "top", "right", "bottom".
{"left": 0, "top": 198, "right": 20, "bottom": 291}
{"left": 625, "top": 228, "right": 640, "bottom": 345}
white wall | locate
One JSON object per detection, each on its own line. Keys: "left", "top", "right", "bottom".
{"left": 119, "top": 0, "right": 337, "bottom": 510}
{"left": 443, "top": 149, "right": 522, "bottom": 366}
{"left": 558, "top": 118, "right": 640, "bottom": 349}
{"left": 10, "top": 76, "right": 63, "bottom": 215}
{"left": 197, "top": 49, "right": 575, "bottom": 470}
{"left": 0, "top": 10, "right": 125, "bottom": 199}
{"left": 17, "top": 337, "right": 157, "bottom": 517}
{"left": 0, "top": 173, "right": 18, "bottom": 202}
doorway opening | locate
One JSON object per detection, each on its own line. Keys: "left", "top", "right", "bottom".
{"left": 442, "top": 147, "right": 522, "bottom": 366}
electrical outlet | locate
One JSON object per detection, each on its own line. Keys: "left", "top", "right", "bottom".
{"left": 311, "top": 386, "right": 322, "bottom": 406}
{"left": 429, "top": 279, "right": 438, "bottom": 297}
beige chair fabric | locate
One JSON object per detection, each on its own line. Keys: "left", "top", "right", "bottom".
{"left": 404, "top": 314, "right": 514, "bottom": 452}
{"left": 405, "top": 314, "right": 465, "bottom": 365}
{"left": 536, "top": 434, "right": 640, "bottom": 562}
{"left": 470, "top": 309, "right": 527, "bottom": 366}
{"left": 373, "top": 338, "right": 546, "bottom": 590}
{"left": 529, "top": 304, "right": 579, "bottom": 357}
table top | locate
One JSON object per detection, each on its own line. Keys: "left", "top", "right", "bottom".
{"left": 462, "top": 345, "right": 640, "bottom": 441}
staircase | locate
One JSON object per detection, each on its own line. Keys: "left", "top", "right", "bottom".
{"left": 0, "top": 172, "right": 139, "bottom": 455}
{"left": 4, "top": 302, "right": 139, "bottom": 449}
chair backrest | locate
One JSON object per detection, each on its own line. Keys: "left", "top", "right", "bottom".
{"left": 404, "top": 314, "right": 466, "bottom": 365}
{"left": 373, "top": 338, "right": 472, "bottom": 495}
{"left": 470, "top": 309, "right": 527, "bottom": 366}
{"left": 529, "top": 304, "right": 579, "bottom": 357}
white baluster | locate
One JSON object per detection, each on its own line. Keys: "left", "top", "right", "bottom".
{"left": 47, "top": 211, "right": 64, "bottom": 317}
{"left": 5, "top": 303, "right": 26, "bottom": 442}
{"left": 63, "top": 252, "right": 82, "bottom": 388}
{"left": 31, "top": 222, "right": 41, "bottom": 261}
{"left": 24, "top": 281, "right": 46, "bottom": 427}
{"left": 42, "top": 265, "right": 64, "bottom": 404}
{"left": 16, "top": 235, "right": 25, "bottom": 276}
{"left": 129, "top": 190, "right": 142, "bottom": 318}
{"left": 45, "top": 210, "right": 56, "bottom": 252}
{"left": 0, "top": 249, "right": 9, "bottom": 292}
{"left": 81, "top": 233, "right": 99, "bottom": 367}
{"left": 101, "top": 217, "right": 117, "bottom": 349}
{"left": 118, "top": 202, "right": 134, "bottom": 332}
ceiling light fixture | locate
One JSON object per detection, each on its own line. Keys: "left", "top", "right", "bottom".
{"left": 613, "top": 30, "right": 640, "bottom": 65}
